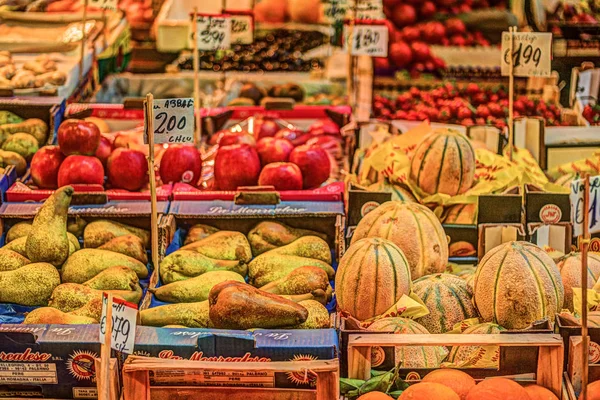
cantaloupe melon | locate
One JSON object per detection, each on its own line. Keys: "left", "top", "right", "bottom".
{"left": 466, "top": 378, "right": 532, "bottom": 400}
{"left": 410, "top": 129, "right": 476, "bottom": 196}
{"left": 336, "top": 238, "right": 412, "bottom": 321}
{"left": 367, "top": 180, "right": 416, "bottom": 202}
{"left": 557, "top": 252, "right": 600, "bottom": 311}
{"left": 446, "top": 322, "right": 506, "bottom": 367}
{"left": 422, "top": 369, "right": 476, "bottom": 400}
{"left": 399, "top": 382, "right": 460, "bottom": 400}
{"left": 444, "top": 204, "right": 477, "bottom": 225}
{"left": 351, "top": 201, "right": 448, "bottom": 279}
{"left": 367, "top": 317, "right": 447, "bottom": 369}
{"left": 524, "top": 384, "right": 559, "bottom": 400}
{"left": 413, "top": 273, "right": 478, "bottom": 334}
{"left": 473, "top": 241, "right": 564, "bottom": 329}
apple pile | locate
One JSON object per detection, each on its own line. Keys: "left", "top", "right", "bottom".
{"left": 210, "top": 119, "right": 342, "bottom": 191}
{"left": 372, "top": 83, "right": 566, "bottom": 128}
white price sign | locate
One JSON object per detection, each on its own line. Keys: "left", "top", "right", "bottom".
{"left": 344, "top": 24, "right": 388, "bottom": 57}
{"left": 501, "top": 32, "right": 552, "bottom": 77}
{"left": 195, "top": 15, "right": 231, "bottom": 51}
{"left": 99, "top": 294, "right": 137, "bottom": 354}
{"left": 231, "top": 14, "right": 253, "bottom": 44}
{"left": 87, "top": 0, "right": 117, "bottom": 9}
{"left": 145, "top": 98, "right": 194, "bottom": 145}
{"left": 570, "top": 175, "right": 600, "bottom": 237}
{"left": 355, "top": 0, "right": 384, "bottom": 20}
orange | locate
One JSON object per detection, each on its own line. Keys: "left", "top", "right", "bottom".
{"left": 357, "top": 392, "right": 393, "bottom": 400}
{"left": 422, "top": 369, "right": 476, "bottom": 400}
{"left": 524, "top": 384, "right": 559, "bottom": 400}
{"left": 579, "top": 380, "right": 600, "bottom": 400}
{"left": 399, "top": 382, "right": 460, "bottom": 400}
{"left": 466, "top": 378, "right": 531, "bottom": 400}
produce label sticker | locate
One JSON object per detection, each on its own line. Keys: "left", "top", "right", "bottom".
{"left": 87, "top": 0, "right": 117, "bottom": 9}
{"left": 344, "top": 24, "right": 388, "bottom": 57}
{"left": 570, "top": 175, "right": 600, "bottom": 237}
{"left": 194, "top": 15, "right": 231, "bottom": 51}
{"left": 0, "top": 363, "right": 57, "bottom": 384}
{"left": 501, "top": 32, "right": 552, "bottom": 77}
{"left": 150, "top": 369, "right": 275, "bottom": 387}
{"left": 99, "top": 294, "right": 137, "bottom": 354}
{"left": 230, "top": 14, "right": 253, "bottom": 44}
{"left": 145, "top": 98, "right": 194, "bottom": 145}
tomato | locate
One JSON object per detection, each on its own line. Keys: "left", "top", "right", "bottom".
{"left": 476, "top": 105, "right": 490, "bottom": 118}
{"left": 457, "top": 107, "right": 473, "bottom": 119}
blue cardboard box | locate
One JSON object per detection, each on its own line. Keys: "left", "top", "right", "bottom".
{"left": 0, "top": 324, "right": 102, "bottom": 399}
{"left": 132, "top": 326, "right": 338, "bottom": 389}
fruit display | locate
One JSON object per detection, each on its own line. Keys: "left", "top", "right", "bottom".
{"left": 0, "top": 52, "right": 67, "bottom": 90}
{"left": 581, "top": 103, "right": 600, "bottom": 125}
{"left": 141, "top": 221, "right": 333, "bottom": 329}
{"left": 372, "top": 83, "right": 567, "bottom": 128}
{"left": 0, "top": 186, "right": 151, "bottom": 323}
{"left": 226, "top": 81, "right": 347, "bottom": 107}
{"left": 557, "top": 252, "right": 600, "bottom": 311}
{"left": 254, "top": 0, "right": 325, "bottom": 24}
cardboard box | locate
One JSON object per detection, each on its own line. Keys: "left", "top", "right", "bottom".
{"left": 556, "top": 314, "right": 600, "bottom": 370}
{"left": 444, "top": 223, "right": 478, "bottom": 264}
{"left": 524, "top": 185, "right": 572, "bottom": 253}
{"left": 0, "top": 166, "right": 17, "bottom": 202}
{"left": 0, "top": 324, "right": 112, "bottom": 399}
{"left": 346, "top": 183, "right": 392, "bottom": 246}
{"left": 0, "top": 97, "right": 66, "bottom": 146}
{"left": 131, "top": 326, "right": 338, "bottom": 389}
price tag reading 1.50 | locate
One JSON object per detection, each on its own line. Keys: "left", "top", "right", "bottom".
{"left": 345, "top": 25, "right": 388, "bottom": 57}
{"left": 99, "top": 295, "right": 137, "bottom": 354}
{"left": 196, "top": 15, "right": 231, "bottom": 51}
{"left": 148, "top": 98, "right": 194, "bottom": 145}
{"left": 501, "top": 32, "right": 552, "bottom": 77}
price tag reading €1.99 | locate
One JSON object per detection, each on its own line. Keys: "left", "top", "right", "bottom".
{"left": 195, "top": 15, "right": 231, "bottom": 51}
{"left": 87, "top": 0, "right": 117, "bottom": 10}
{"left": 145, "top": 98, "right": 194, "bottom": 145}
{"left": 99, "top": 294, "right": 137, "bottom": 354}
{"left": 345, "top": 24, "right": 388, "bottom": 57}
{"left": 501, "top": 32, "right": 552, "bottom": 77}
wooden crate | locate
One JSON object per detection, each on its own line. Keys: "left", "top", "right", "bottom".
{"left": 346, "top": 333, "right": 565, "bottom": 398}
{"left": 564, "top": 336, "right": 600, "bottom": 399}
{"left": 122, "top": 356, "right": 339, "bottom": 400}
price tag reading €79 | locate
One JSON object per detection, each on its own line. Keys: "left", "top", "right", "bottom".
{"left": 344, "top": 24, "right": 388, "bottom": 57}
{"left": 195, "top": 15, "right": 231, "bottom": 51}
{"left": 145, "top": 98, "right": 194, "bottom": 145}
{"left": 99, "top": 294, "right": 137, "bottom": 354}
{"left": 87, "top": 0, "right": 117, "bottom": 10}
{"left": 501, "top": 32, "right": 552, "bottom": 77}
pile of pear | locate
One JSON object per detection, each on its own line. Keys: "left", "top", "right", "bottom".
{"left": 0, "top": 185, "right": 152, "bottom": 325}
{"left": 141, "top": 221, "right": 335, "bottom": 330}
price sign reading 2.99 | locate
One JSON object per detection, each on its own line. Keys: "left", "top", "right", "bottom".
{"left": 345, "top": 24, "right": 388, "bottom": 57}
{"left": 148, "top": 98, "right": 194, "bottom": 144}
{"left": 195, "top": 15, "right": 231, "bottom": 51}
{"left": 501, "top": 32, "right": 552, "bottom": 77}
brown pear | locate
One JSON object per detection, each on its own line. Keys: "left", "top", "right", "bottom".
{"left": 98, "top": 234, "right": 148, "bottom": 264}
{"left": 184, "top": 224, "right": 219, "bottom": 245}
{"left": 247, "top": 221, "right": 328, "bottom": 255}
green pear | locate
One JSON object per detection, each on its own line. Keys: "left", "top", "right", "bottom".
{"left": 3, "top": 236, "right": 27, "bottom": 256}
{"left": 69, "top": 297, "right": 103, "bottom": 321}
{"left": 0, "top": 248, "right": 30, "bottom": 271}
{"left": 268, "top": 236, "right": 331, "bottom": 263}
{"left": 82, "top": 266, "right": 140, "bottom": 291}
{"left": 259, "top": 266, "right": 330, "bottom": 295}
{"left": 6, "top": 221, "right": 31, "bottom": 243}
{"left": 160, "top": 250, "right": 247, "bottom": 284}
{"left": 67, "top": 232, "right": 80, "bottom": 251}
{"left": 292, "top": 300, "right": 330, "bottom": 329}
{"left": 140, "top": 301, "right": 211, "bottom": 328}
{"left": 0, "top": 263, "right": 60, "bottom": 306}
{"left": 151, "top": 271, "right": 245, "bottom": 303}
{"left": 67, "top": 217, "right": 87, "bottom": 238}
{"left": 184, "top": 224, "right": 219, "bottom": 245}
{"left": 248, "top": 255, "right": 335, "bottom": 287}
{"left": 83, "top": 220, "right": 150, "bottom": 248}
{"left": 62, "top": 249, "right": 148, "bottom": 283}
{"left": 26, "top": 186, "right": 74, "bottom": 266}
{"left": 49, "top": 283, "right": 142, "bottom": 312}
{"left": 180, "top": 231, "right": 252, "bottom": 262}
{"left": 98, "top": 234, "right": 147, "bottom": 264}
{"left": 23, "top": 307, "right": 97, "bottom": 325}
{"left": 247, "top": 221, "right": 328, "bottom": 255}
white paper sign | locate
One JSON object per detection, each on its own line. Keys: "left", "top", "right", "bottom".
{"left": 501, "top": 32, "right": 552, "bottom": 77}
{"left": 344, "top": 24, "right": 388, "bottom": 57}
{"left": 324, "top": 0, "right": 348, "bottom": 22}
{"left": 195, "top": 15, "right": 231, "bottom": 51}
{"left": 87, "top": 0, "right": 117, "bottom": 9}
{"left": 355, "top": 0, "right": 384, "bottom": 20}
{"left": 230, "top": 14, "right": 253, "bottom": 44}
{"left": 145, "top": 98, "right": 194, "bottom": 145}
{"left": 575, "top": 69, "right": 600, "bottom": 106}
{"left": 99, "top": 294, "right": 137, "bottom": 354}
{"left": 570, "top": 175, "right": 600, "bottom": 237}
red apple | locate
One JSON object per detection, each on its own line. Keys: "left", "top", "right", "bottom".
{"left": 306, "top": 136, "right": 343, "bottom": 159}
{"left": 256, "top": 137, "right": 294, "bottom": 166}
{"left": 95, "top": 136, "right": 113, "bottom": 167}
{"left": 255, "top": 119, "right": 280, "bottom": 139}
{"left": 215, "top": 144, "right": 261, "bottom": 190}
{"left": 159, "top": 145, "right": 202, "bottom": 185}
{"left": 289, "top": 145, "right": 331, "bottom": 189}
{"left": 219, "top": 131, "right": 256, "bottom": 147}
{"left": 58, "top": 120, "right": 101, "bottom": 156}
{"left": 30, "top": 146, "right": 65, "bottom": 189}
{"left": 308, "top": 119, "right": 340, "bottom": 137}
{"left": 275, "top": 127, "right": 310, "bottom": 146}
{"left": 258, "top": 162, "right": 303, "bottom": 191}
{"left": 411, "top": 42, "right": 431, "bottom": 62}
{"left": 107, "top": 147, "right": 148, "bottom": 191}
{"left": 57, "top": 155, "right": 104, "bottom": 187}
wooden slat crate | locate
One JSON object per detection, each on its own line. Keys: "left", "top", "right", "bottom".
{"left": 122, "top": 356, "right": 339, "bottom": 400}
{"left": 346, "top": 333, "right": 565, "bottom": 398}
{"left": 564, "top": 336, "right": 600, "bottom": 399}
